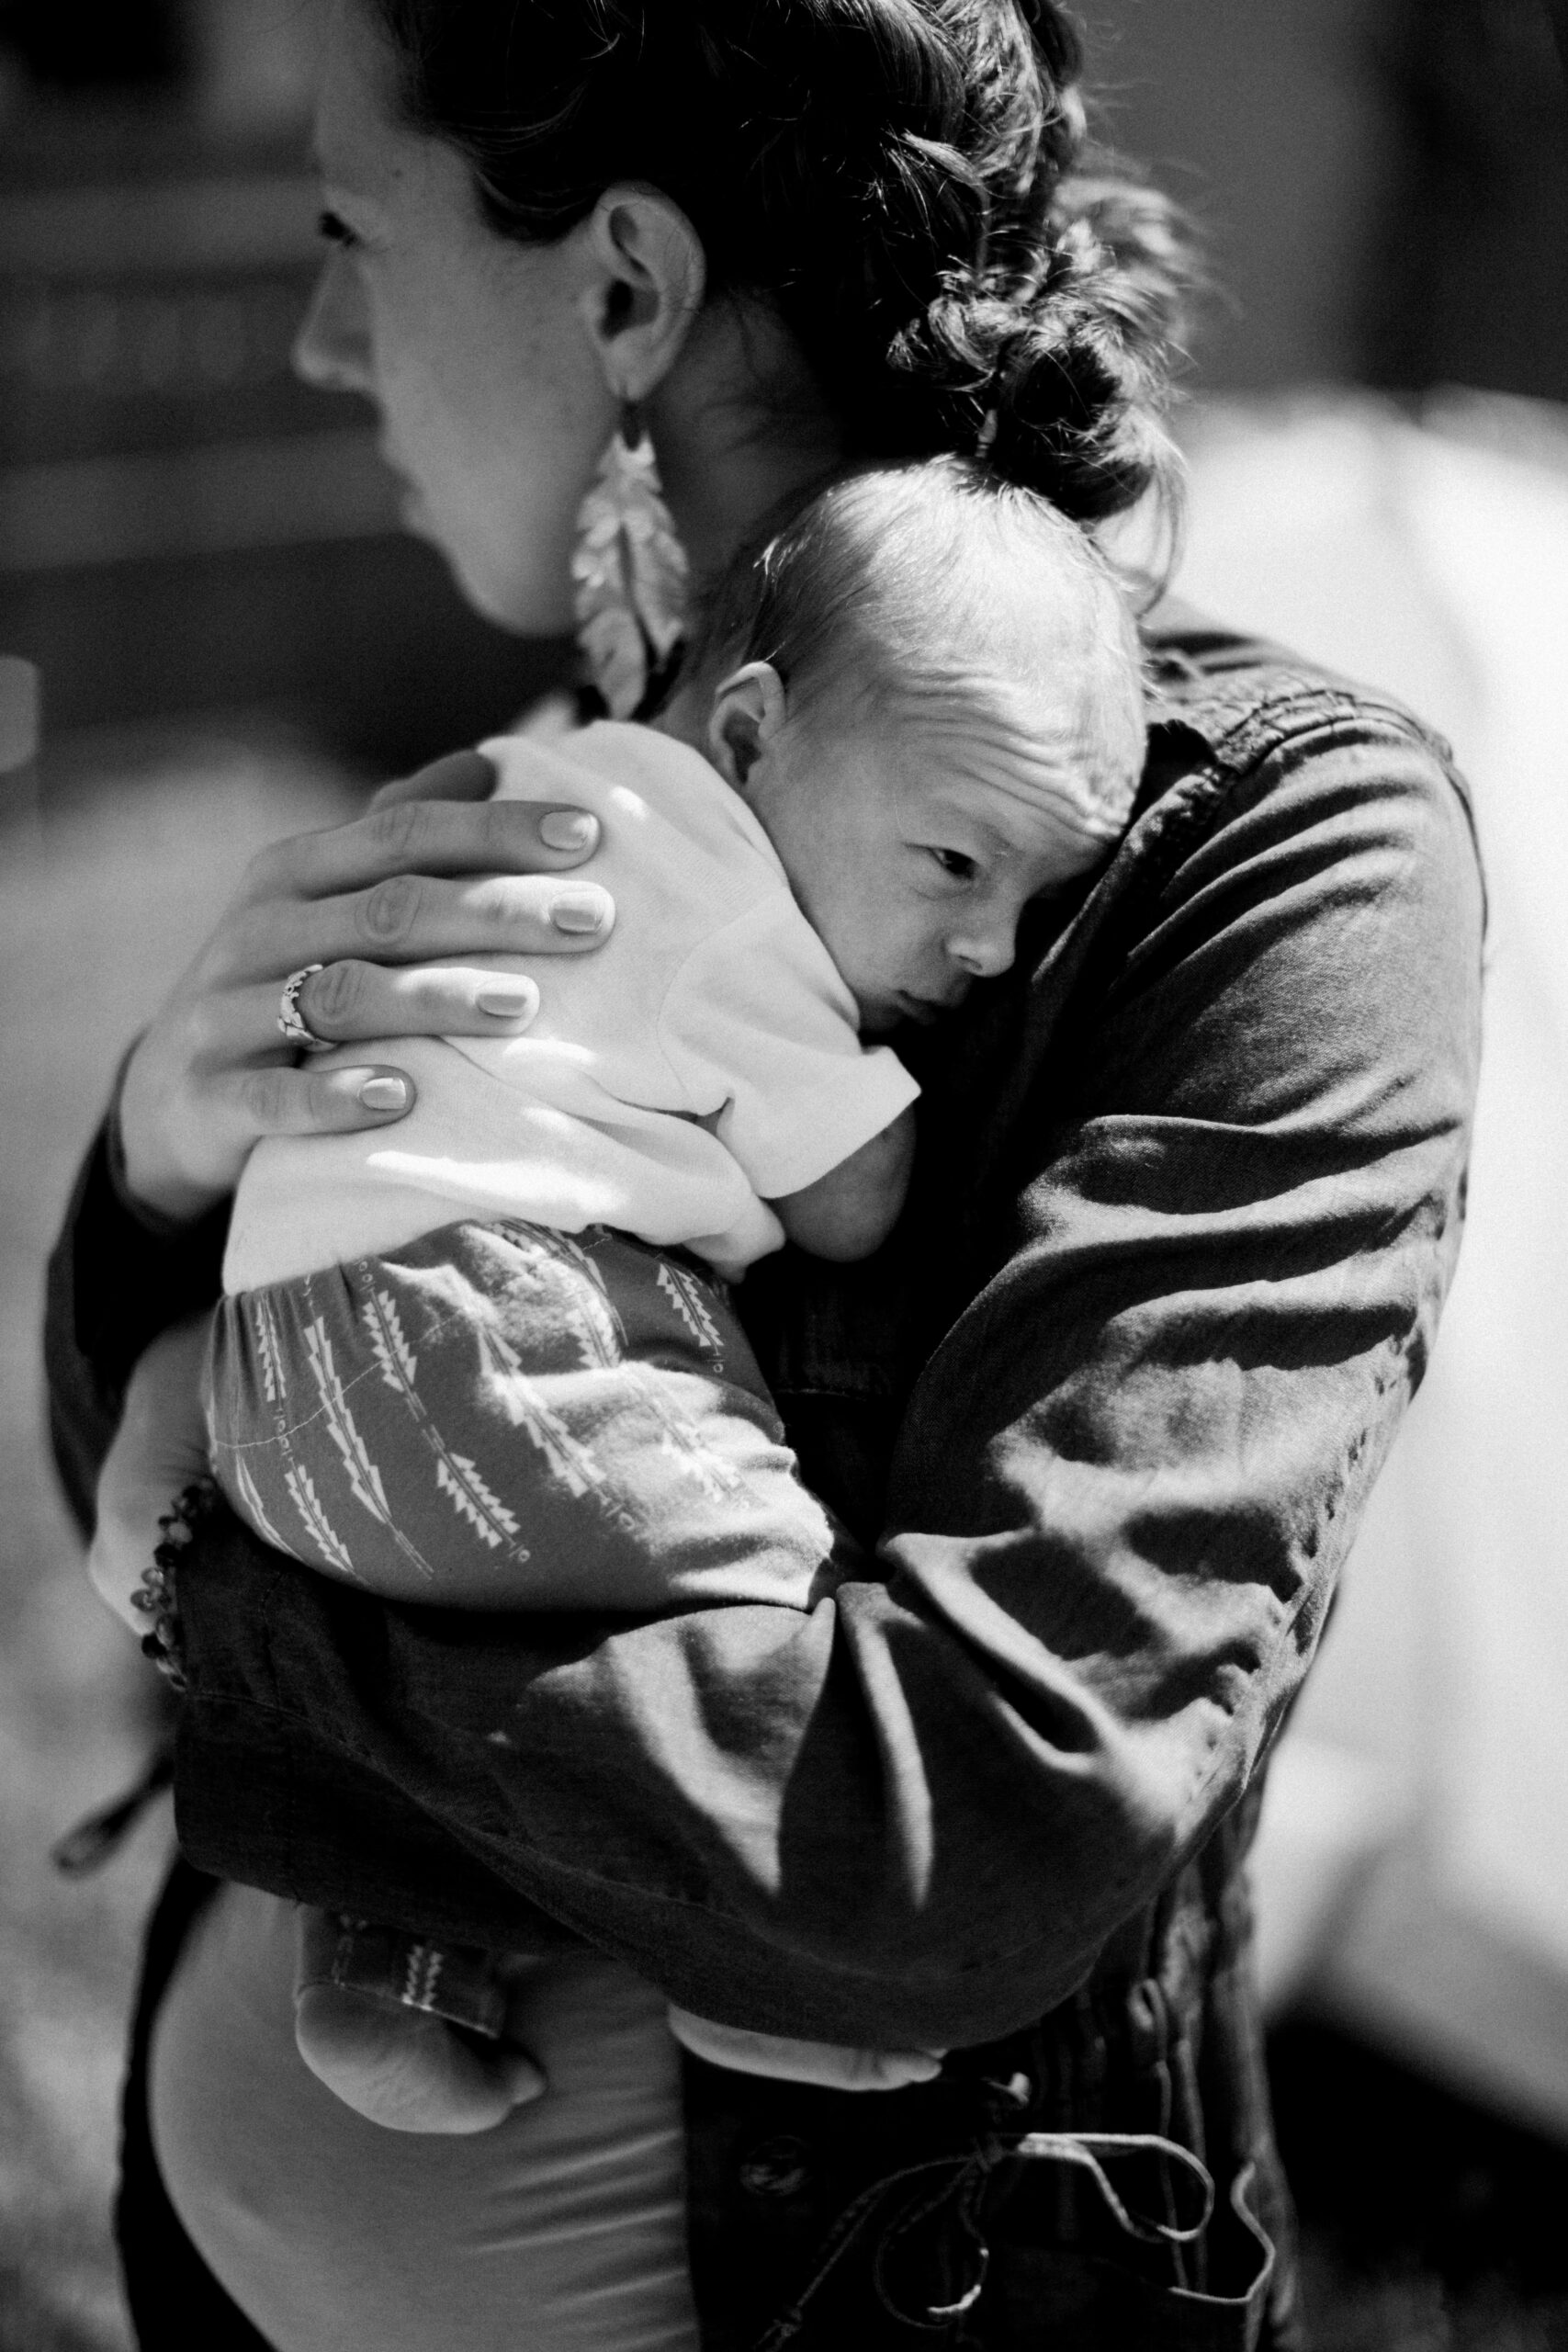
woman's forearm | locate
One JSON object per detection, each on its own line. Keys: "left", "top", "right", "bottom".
{"left": 44, "top": 1117, "right": 230, "bottom": 1534}
{"left": 173, "top": 1544, "right": 1113, "bottom": 2049}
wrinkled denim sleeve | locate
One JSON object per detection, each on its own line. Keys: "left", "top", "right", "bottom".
{"left": 44, "top": 1100, "right": 229, "bottom": 1539}
{"left": 43, "top": 680, "right": 1484, "bottom": 2051}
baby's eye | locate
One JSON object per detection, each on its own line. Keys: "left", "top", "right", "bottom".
{"left": 318, "top": 209, "right": 360, "bottom": 251}
{"left": 926, "top": 847, "right": 976, "bottom": 881}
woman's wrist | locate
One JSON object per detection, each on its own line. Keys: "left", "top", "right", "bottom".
{"left": 107, "top": 1046, "right": 223, "bottom": 1234}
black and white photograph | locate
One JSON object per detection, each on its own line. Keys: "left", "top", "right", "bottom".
{"left": 2, "top": 4, "right": 1565, "bottom": 2346}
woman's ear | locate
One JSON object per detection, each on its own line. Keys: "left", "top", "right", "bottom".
{"left": 707, "top": 662, "right": 788, "bottom": 792}
{"left": 578, "top": 187, "right": 706, "bottom": 402}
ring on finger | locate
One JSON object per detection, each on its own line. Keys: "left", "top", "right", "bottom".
{"left": 276, "top": 964, "right": 333, "bottom": 1053}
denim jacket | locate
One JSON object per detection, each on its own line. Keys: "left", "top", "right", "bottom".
{"left": 46, "top": 612, "right": 1484, "bottom": 2350}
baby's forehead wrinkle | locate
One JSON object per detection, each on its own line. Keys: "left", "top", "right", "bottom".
{"left": 891, "top": 671, "right": 1142, "bottom": 847}
{"left": 898, "top": 665, "right": 1111, "bottom": 774}
{"left": 911, "top": 715, "right": 1097, "bottom": 829}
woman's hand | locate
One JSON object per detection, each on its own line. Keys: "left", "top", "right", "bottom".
{"left": 87, "top": 1314, "right": 213, "bottom": 1634}
{"left": 118, "top": 750, "right": 615, "bottom": 1222}
{"left": 665, "top": 2007, "right": 944, "bottom": 2090}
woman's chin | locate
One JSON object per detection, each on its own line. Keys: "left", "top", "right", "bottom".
{"left": 390, "top": 472, "right": 582, "bottom": 633}
{"left": 427, "top": 530, "right": 576, "bottom": 639}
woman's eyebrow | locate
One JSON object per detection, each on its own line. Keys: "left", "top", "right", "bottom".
{"left": 310, "top": 129, "right": 372, "bottom": 197}
{"left": 311, "top": 168, "right": 390, "bottom": 231}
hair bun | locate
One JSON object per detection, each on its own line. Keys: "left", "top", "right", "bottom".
{"left": 894, "top": 175, "right": 1194, "bottom": 532}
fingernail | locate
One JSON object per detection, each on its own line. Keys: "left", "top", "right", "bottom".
{"left": 540, "top": 811, "right": 595, "bottom": 851}
{"left": 550, "top": 889, "right": 607, "bottom": 933}
{"left": 359, "top": 1076, "right": 409, "bottom": 1112}
{"left": 477, "top": 983, "right": 537, "bottom": 1019}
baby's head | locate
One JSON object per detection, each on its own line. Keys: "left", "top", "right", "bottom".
{"left": 668, "top": 457, "right": 1146, "bottom": 1035}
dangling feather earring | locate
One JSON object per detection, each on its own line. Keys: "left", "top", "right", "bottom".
{"left": 571, "top": 402, "right": 690, "bottom": 720}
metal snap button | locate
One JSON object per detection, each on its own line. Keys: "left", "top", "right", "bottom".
{"left": 738, "top": 2134, "right": 815, "bottom": 2199}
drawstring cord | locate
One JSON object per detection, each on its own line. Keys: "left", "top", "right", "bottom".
{"left": 750, "top": 2154, "right": 976, "bottom": 2352}
{"left": 1011, "top": 2129, "right": 1214, "bottom": 2247}
{"left": 750, "top": 2123, "right": 1215, "bottom": 2349}
{"left": 51, "top": 1745, "right": 173, "bottom": 1876}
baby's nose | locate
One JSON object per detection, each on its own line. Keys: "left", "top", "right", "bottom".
{"left": 948, "top": 926, "right": 1017, "bottom": 981}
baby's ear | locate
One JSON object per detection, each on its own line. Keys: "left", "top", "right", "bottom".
{"left": 707, "top": 662, "right": 787, "bottom": 791}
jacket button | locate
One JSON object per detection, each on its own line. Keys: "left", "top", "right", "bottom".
{"left": 739, "top": 2135, "right": 814, "bottom": 2199}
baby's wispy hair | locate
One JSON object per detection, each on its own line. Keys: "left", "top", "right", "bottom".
{"left": 686, "top": 455, "right": 1147, "bottom": 836}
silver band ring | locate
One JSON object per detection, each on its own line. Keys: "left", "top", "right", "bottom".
{"left": 276, "top": 964, "right": 333, "bottom": 1052}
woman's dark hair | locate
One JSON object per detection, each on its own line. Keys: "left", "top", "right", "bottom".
{"left": 367, "top": 0, "right": 1194, "bottom": 530}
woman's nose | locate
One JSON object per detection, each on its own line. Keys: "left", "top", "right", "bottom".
{"left": 293, "top": 251, "right": 375, "bottom": 396}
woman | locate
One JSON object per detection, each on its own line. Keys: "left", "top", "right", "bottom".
{"left": 46, "top": 3, "right": 1483, "bottom": 2346}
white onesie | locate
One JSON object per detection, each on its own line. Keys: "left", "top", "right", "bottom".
{"left": 224, "top": 722, "right": 919, "bottom": 1295}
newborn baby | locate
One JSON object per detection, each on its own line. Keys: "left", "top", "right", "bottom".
{"left": 94, "top": 453, "right": 1147, "bottom": 2134}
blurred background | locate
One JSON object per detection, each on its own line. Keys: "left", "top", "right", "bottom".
{"left": 2, "top": 4, "right": 1566, "bottom": 2346}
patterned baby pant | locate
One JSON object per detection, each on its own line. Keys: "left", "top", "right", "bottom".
{"left": 205, "top": 1217, "right": 837, "bottom": 1614}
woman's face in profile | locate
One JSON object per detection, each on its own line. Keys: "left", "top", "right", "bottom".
{"left": 296, "top": 0, "right": 618, "bottom": 631}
